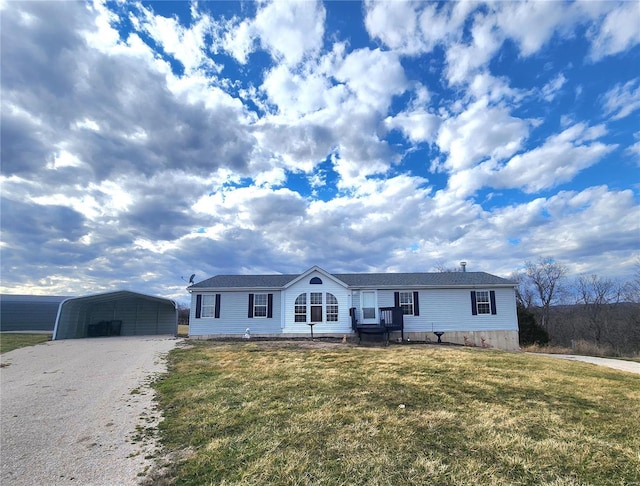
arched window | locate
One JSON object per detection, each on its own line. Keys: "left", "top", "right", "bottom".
{"left": 310, "top": 277, "right": 323, "bottom": 284}
{"left": 294, "top": 293, "right": 307, "bottom": 322}
{"left": 326, "top": 293, "right": 338, "bottom": 321}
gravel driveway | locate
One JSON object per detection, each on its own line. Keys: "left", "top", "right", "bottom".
{"left": 1, "top": 336, "right": 180, "bottom": 485}
{"left": 531, "top": 353, "right": 640, "bottom": 374}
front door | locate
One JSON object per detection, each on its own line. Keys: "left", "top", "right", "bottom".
{"left": 361, "top": 291, "right": 377, "bottom": 324}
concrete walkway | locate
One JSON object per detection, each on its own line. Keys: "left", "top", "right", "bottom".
{"left": 1, "top": 336, "right": 181, "bottom": 485}
{"left": 532, "top": 353, "right": 640, "bottom": 374}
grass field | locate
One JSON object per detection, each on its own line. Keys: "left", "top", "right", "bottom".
{"left": 0, "top": 333, "right": 51, "bottom": 354}
{"left": 177, "top": 325, "right": 189, "bottom": 337}
{"left": 151, "top": 341, "right": 640, "bottom": 486}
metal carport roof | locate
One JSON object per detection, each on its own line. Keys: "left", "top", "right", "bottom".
{"left": 53, "top": 290, "right": 177, "bottom": 340}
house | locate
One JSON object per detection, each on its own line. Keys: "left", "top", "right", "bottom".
{"left": 188, "top": 266, "right": 520, "bottom": 350}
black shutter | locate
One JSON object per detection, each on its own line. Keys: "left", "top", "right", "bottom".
{"left": 413, "top": 291, "right": 420, "bottom": 316}
{"left": 490, "top": 291, "right": 497, "bottom": 315}
{"left": 215, "top": 294, "right": 221, "bottom": 319}
{"left": 394, "top": 292, "right": 400, "bottom": 307}
{"left": 195, "top": 294, "right": 202, "bottom": 319}
{"left": 471, "top": 291, "right": 478, "bottom": 315}
{"left": 267, "top": 293, "right": 273, "bottom": 318}
{"left": 248, "top": 293, "right": 254, "bottom": 318}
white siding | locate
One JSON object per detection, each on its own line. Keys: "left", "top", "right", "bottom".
{"left": 403, "top": 288, "right": 517, "bottom": 333}
{"left": 190, "top": 291, "right": 282, "bottom": 335}
{"left": 283, "top": 271, "right": 352, "bottom": 334}
{"left": 189, "top": 283, "right": 517, "bottom": 338}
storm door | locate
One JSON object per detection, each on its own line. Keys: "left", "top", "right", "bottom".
{"left": 361, "top": 291, "right": 377, "bottom": 324}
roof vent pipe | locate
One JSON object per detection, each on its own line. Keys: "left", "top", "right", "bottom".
{"left": 460, "top": 261, "right": 467, "bottom": 272}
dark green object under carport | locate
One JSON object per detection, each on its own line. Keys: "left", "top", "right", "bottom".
{"left": 53, "top": 290, "right": 177, "bottom": 340}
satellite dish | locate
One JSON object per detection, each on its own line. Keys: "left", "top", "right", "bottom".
{"left": 189, "top": 274, "right": 196, "bottom": 284}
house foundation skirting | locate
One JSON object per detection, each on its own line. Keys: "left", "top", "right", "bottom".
{"left": 393, "top": 330, "right": 520, "bottom": 351}
{"left": 190, "top": 330, "right": 520, "bottom": 351}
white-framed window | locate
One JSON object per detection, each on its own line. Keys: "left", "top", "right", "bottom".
{"left": 201, "top": 295, "right": 216, "bottom": 318}
{"left": 293, "top": 292, "right": 338, "bottom": 323}
{"left": 399, "top": 291, "right": 414, "bottom": 315}
{"left": 326, "top": 293, "right": 338, "bottom": 321}
{"left": 476, "top": 291, "right": 491, "bottom": 314}
{"left": 295, "top": 293, "right": 307, "bottom": 322}
{"left": 310, "top": 292, "right": 323, "bottom": 322}
{"left": 254, "top": 293, "right": 268, "bottom": 317}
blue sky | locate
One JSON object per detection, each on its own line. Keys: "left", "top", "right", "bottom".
{"left": 1, "top": 0, "right": 639, "bottom": 303}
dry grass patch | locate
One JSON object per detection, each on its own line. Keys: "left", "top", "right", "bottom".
{"left": 152, "top": 341, "right": 640, "bottom": 485}
{"left": 0, "top": 333, "right": 50, "bottom": 354}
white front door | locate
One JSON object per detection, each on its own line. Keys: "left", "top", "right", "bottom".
{"left": 361, "top": 291, "right": 377, "bottom": 324}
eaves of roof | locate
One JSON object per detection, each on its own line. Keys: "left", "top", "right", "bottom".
{"left": 189, "top": 271, "right": 516, "bottom": 291}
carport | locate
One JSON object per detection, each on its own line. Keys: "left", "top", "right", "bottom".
{"left": 53, "top": 290, "right": 177, "bottom": 340}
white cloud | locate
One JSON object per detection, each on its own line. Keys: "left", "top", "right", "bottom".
{"left": 221, "top": 18, "right": 255, "bottom": 64}
{"left": 2, "top": 0, "right": 638, "bottom": 301}
{"left": 627, "top": 140, "right": 640, "bottom": 162}
{"left": 602, "top": 79, "right": 640, "bottom": 120}
{"left": 587, "top": 1, "right": 640, "bottom": 61}
{"left": 467, "top": 72, "right": 527, "bottom": 103}
{"left": 260, "top": 63, "right": 331, "bottom": 118}
{"left": 384, "top": 110, "right": 441, "bottom": 144}
{"left": 540, "top": 73, "right": 568, "bottom": 102}
{"left": 335, "top": 48, "right": 408, "bottom": 112}
{"left": 494, "top": 1, "right": 570, "bottom": 56}
{"left": 444, "top": 12, "right": 502, "bottom": 85}
{"left": 253, "top": 0, "right": 326, "bottom": 66}
{"left": 133, "top": 3, "right": 218, "bottom": 74}
{"left": 364, "top": 1, "right": 474, "bottom": 55}
{"left": 494, "top": 123, "right": 616, "bottom": 193}
{"left": 363, "top": 0, "right": 422, "bottom": 53}
{"left": 437, "top": 99, "right": 531, "bottom": 171}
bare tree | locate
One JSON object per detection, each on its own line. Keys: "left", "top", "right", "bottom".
{"left": 177, "top": 304, "right": 190, "bottom": 326}
{"left": 524, "top": 257, "right": 568, "bottom": 330}
{"left": 623, "top": 259, "right": 640, "bottom": 303}
{"left": 575, "top": 274, "right": 621, "bottom": 344}
{"left": 432, "top": 261, "right": 462, "bottom": 273}
{"left": 510, "top": 270, "right": 535, "bottom": 309}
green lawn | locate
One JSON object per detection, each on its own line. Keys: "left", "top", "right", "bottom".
{"left": 150, "top": 341, "right": 640, "bottom": 485}
{"left": 0, "top": 333, "right": 51, "bottom": 354}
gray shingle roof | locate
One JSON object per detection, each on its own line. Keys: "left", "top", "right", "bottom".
{"left": 190, "top": 271, "right": 515, "bottom": 289}
{"left": 191, "top": 274, "right": 298, "bottom": 289}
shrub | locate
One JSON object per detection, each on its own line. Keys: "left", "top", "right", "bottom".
{"left": 518, "top": 304, "right": 550, "bottom": 346}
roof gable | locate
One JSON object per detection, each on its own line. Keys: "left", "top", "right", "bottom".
{"left": 283, "top": 266, "right": 349, "bottom": 289}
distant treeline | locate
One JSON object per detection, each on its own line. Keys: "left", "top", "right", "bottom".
{"left": 514, "top": 257, "right": 640, "bottom": 356}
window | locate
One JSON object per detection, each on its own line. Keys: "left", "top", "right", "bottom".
{"left": 476, "top": 291, "right": 490, "bottom": 314}
{"left": 201, "top": 295, "right": 216, "bottom": 318}
{"left": 293, "top": 292, "right": 339, "bottom": 323}
{"left": 196, "top": 294, "right": 220, "bottom": 318}
{"left": 310, "top": 292, "right": 322, "bottom": 322}
{"left": 399, "top": 292, "right": 414, "bottom": 315}
{"left": 254, "top": 293, "right": 267, "bottom": 317}
{"left": 310, "top": 277, "right": 323, "bottom": 284}
{"left": 326, "top": 293, "right": 338, "bottom": 321}
{"left": 295, "top": 293, "right": 307, "bottom": 322}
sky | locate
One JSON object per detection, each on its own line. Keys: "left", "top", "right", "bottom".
{"left": 1, "top": 0, "right": 639, "bottom": 304}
